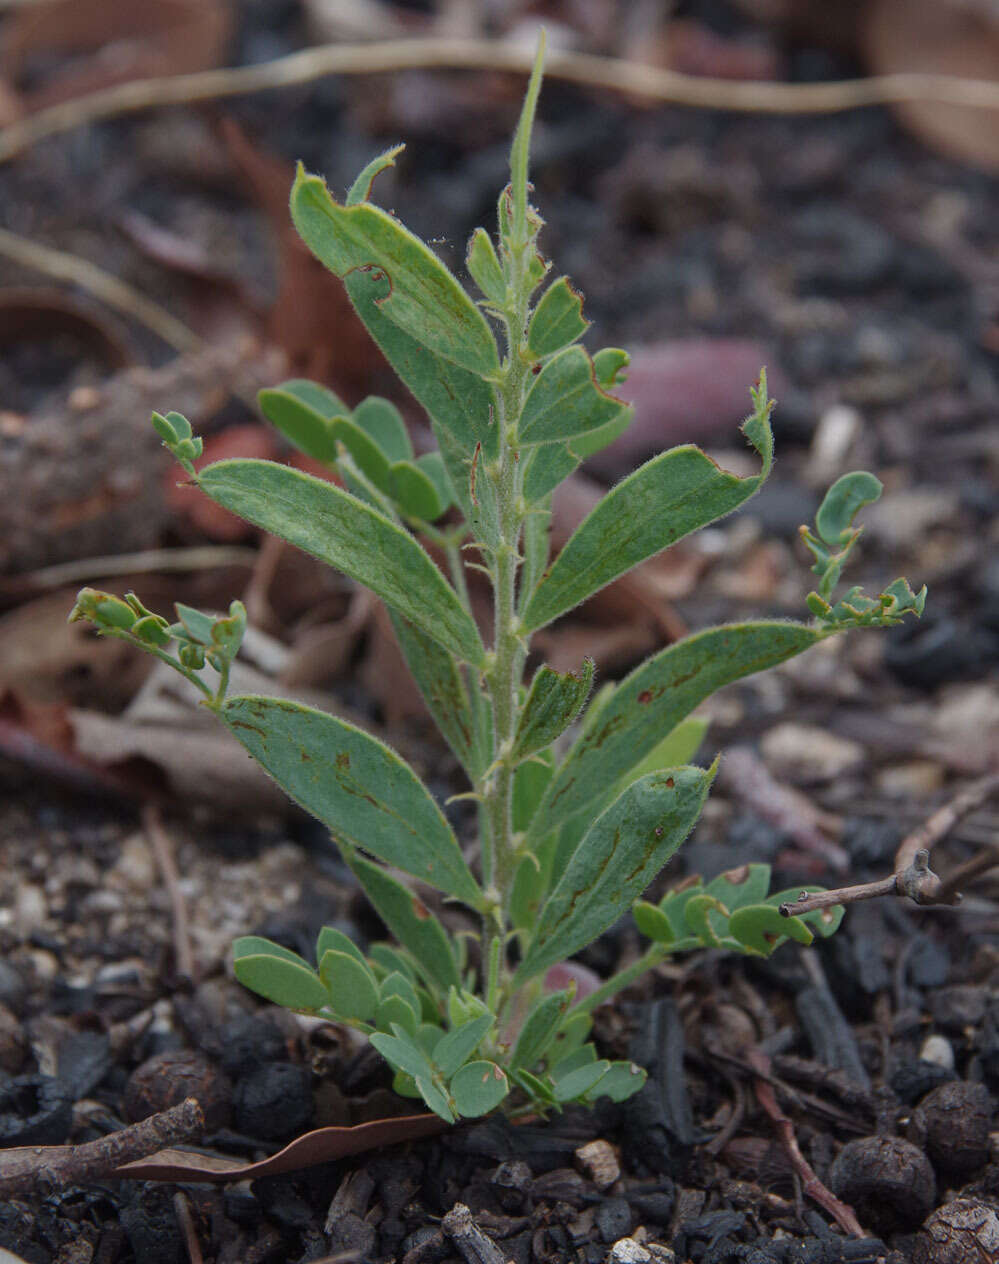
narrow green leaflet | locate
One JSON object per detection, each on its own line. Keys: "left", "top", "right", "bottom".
{"left": 415, "top": 1076, "right": 455, "bottom": 1123}
{"left": 527, "top": 278, "right": 589, "bottom": 357}
{"left": 519, "top": 346, "right": 628, "bottom": 447}
{"left": 388, "top": 611, "right": 482, "bottom": 777}
{"left": 319, "top": 950, "right": 379, "bottom": 1021}
{"left": 522, "top": 419, "right": 774, "bottom": 633}
{"left": 345, "top": 850, "right": 462, "bottom": 992}
{"left": 512, "top": 658, "right": 594, "bottom": 761}
{"left": 592, "top": 1062, "right": 646, "bottom": 1103}
{"left": 450, "top": 1061, "right": 509, "bottom": 1117}
{"left": 233, "top": 954, "right": 330, "bottom": 1012}
{"left": 291, "top": 164, "right": 499, "bottom": 377}
{"left": 369, "top": 1030, "right": 434, "bottom": 1082}
{"left": 523, "top": 443, "right": 579, "bottom": 503}
{"left": 467, "top": 227, "right": 505, "bottom": 305}
{"left": 196, "top": 460, "right": 483, "bottom": 665}
{"left": 221, "top": 695, "right": 482, "bottom": 908}
{"left": 390, "top": 458, "right": 449, "bottom": 521}
{"left": 531, "top": 622, "right": 822, "bottom": 840}
{"left": 433, "top": 1014, "right": 494, "bottom": 1078}
{"left": 514, "top": 765, "right": 716, "bottom": 985}
{"left": 728, "top": 904, "right": 813, "bottom": 955}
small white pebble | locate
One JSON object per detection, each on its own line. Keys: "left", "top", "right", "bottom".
{"left": 920, "top": 1033, "right": 955, "bottom": 1072}
{"left": 608, "top": 1240, "right": 651, "bottom": 1264}
{"left": 575, "top": 1138, "right": 620, "bottom": 1190}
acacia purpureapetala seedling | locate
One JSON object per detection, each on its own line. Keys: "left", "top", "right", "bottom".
{"left": 71, "top": 40, "right": 925, "bottom": 1123}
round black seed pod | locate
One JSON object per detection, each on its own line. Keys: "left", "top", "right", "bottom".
{"left": 828, "top": 1135, "right": 936, "bottom": 1234}
{"left": 913, "top": 1198, "right": 999, "bottom": 1264}
{"left": 233, "top": 1062, "right": 313, "bottom": 1140}
{"left": 124, "top": 1049, "right": 232, "bottom": 1131}
{"left": 910, "top": 1081, "right": 992, "bottom": 1179}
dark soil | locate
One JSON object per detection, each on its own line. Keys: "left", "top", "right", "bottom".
{"left": 2, "top": 2, "right": 998, "bottom": 1262}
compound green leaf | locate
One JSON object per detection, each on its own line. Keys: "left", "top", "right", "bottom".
{"left": 345, "top": 850, "right": 462, "bottom": 992}
{"left": 316, "top": 927, "right": 366, "bottom": 968}
{"left": 633, "top": 900, "right": 674, "bottom": 944}
{"left": 319, "top": 949, "right": 379, "bottom": 1021}
{"left": 514, "top": 765, "right": 716, "bottom": 986}
{"left": 258, "top": 380, "right": 345, "bottom": 463}
{"left": 221, "top": 695, "right": 481, "bottom": 907}
{"left": 530, "top": 622, "right": 822, "bottom": 841}
{"left": 390, "top": 459, "right": 449, "bottom": 521}
{"left": 519, "top": 346, "right": 627, "bottom": 447}
{"left": 552, "top": 1059, "right": 610, "bottom": 1103}
{"left": 388, "top": 611, "right": 482, "bottom": 777}
{"left": 591, "top": 1061, "right": 646, "bottom": 1103}
{"left": 376, "top": 993, "right": 419, "bottom": 1035}
{"left": 683, "top": 894, "right": 727, "bottom": 947}
{"left": 197, "top": 460, "right": 483, "bottom": 664}
{"left": 369, "top": 944, "right": 417, "bottom": 983}
{"left": 815, "top": 470, "right": 882, "bottom": 545}
{"left": 728, "top": 904, "right": 813, "bottom": 956}
{"left": 370, "top": 1030, "right": 434, "bottom": 1082}
{"left": 233, "top": 953, "right": 329, "bottom": 1012}
{"left": 509, "top": 989, "right": 572, "bottom": 1071}
{"left": 450, "top": 1061, "right": 509, "bottom": 1117}
{"left": 291, "top": 164, "right": 499, "bottom": 377}
{"left": 415, "top": 1076, "right": 455, "bottom": 1123}
{"left": 512, "top": 658, "right": 594, "bottom": 761}
{"left": 522, "top": 421, "right": 773, "bottom": 632}
{"left": 704, "top": 864, "right": 772, "bottom": 912}
{"left": 527, "top": 277, "right": 589, "bottom": 357}
{"left": 511, "top": 1068, "right": 557, "bottom": 1106}
{"left": 353, "top": 396, "right": 412, "bottom": 463}
{"left": 768, "top": 887, "right": 845, "bottom": 940}
{"left": 233, "top": 936, "right": 310, "bottom": 967}
{"left": 433, "top": 1014, "right": 494, "bottom": 1079}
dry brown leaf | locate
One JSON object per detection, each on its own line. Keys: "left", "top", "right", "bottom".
{"left": 862, "top": 0, "right": 999, "bottom": 172}
{"left": 113, "top": 1112, "right": 446, "bottom": 1182}
{"left": 1, "top": 0, "right": 233, "bottom": 112}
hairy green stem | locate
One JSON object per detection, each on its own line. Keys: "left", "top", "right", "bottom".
{"left": 568, "top": 944, "right": 672, "bottom": 1017}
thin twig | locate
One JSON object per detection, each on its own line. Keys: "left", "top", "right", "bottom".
{"left": 143, "top": 804, "right": 196, "bottom": 980}
{"left": 0, "top": 1098, "right": 204, "bottom": 1198}
{"left": 894, "top": 771, "right": 999, "bottom": 872}
{"left": 0, "top": 227, "right": 201, "bottom": 351}
{"left": 173, "top": 1191, "right": 205, "bottom": 1264}
{"left": 746, "top": 1048, "right": 866, "bottom": 1239}
{"left": 2, "top": 37, "right": 999, "bottom": 164}
{"left": 0, "top": 545, "right": 258, "bottom": 596}
{"left": 782, "top": 773, "right": 999, "bottom": 918}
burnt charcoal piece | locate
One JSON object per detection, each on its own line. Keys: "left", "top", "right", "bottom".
{"left": 400, "top": 1224, "right": 449, "bottom": 1262}
{"left": 673, "top": 1210, "right": 747, "bottom": 1259}
{"left": 53, "top": 1028, "right": 112, "bottom": 1099}
{"left": 913, "top": 1198, "right": 999, "bottom": 1264}
{"left": 792, "top": 206, "right": 896, "bottom": 295}
{"left": 981, "top": 997, "right": 999, "bottom": 1088}
{"left": 124, "top": 1049, "right": 232, "bottom": 1131}
{"left": 0, "top": 1073, "right": 72, "bottom": 1146}
{"left": 796, "top": 982, "right": 871, "bottom": 1090}
{"left": 594, "top": 1196, "right": 633, "bottom": 1243}
{"left": 828, "top": 1135, "right": 935, "bottom": 1234}
{"left": 234, "top": 1061, "right": 313, "bottom": 1140}
{"left": 910, "top": 1081, "right": 992, "bottom": 1179}
{"left": 622, "top": 999, "right": 706, "bottom": 1177}
{"left": 625, "top": 1182, "right": 675, "bottom": 1226}
{"left": 120, "top": 1183, "right": 185, "bottom": 1264}
{"left": 218, "top": 1013, "right": 288, "bottom": 1078}
{"left": 889, "top": 1058, "right": 957, "bottom": 1105}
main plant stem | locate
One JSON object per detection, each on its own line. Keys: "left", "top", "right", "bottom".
{"left": 479, "top": 235, "right": 533, "bottom": 993}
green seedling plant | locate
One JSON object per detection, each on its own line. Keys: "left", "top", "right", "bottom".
{"left": 71, "top": 42, "right": 925, "bottom": 1124}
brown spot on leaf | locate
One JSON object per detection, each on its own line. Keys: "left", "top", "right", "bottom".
{"left": 412, "top": 898, "right": 430, "bottom": 920}
{"left": 665, "top": 777, "right": 674, "bottom": 788}
{"left": 638, "top": 689, "right": 653, "bottom": 704}
{"left": 335, "top": 752, "right": 350, "bottom": 770}
{"left": 721, "top": 865, "right": 750, "bottom": 885}
{"left": 654, "top": 825, "right": 664, "bottom": 838}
